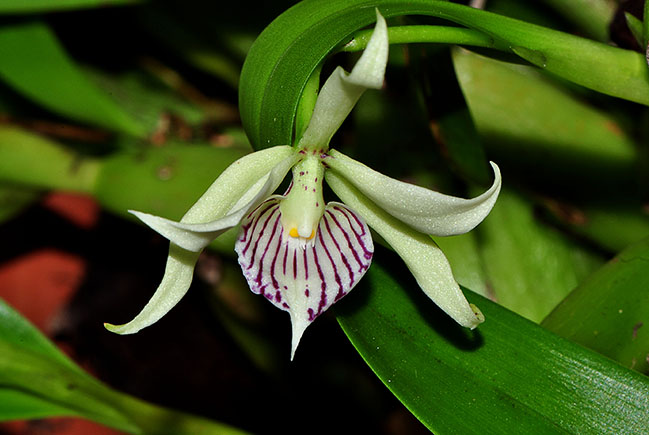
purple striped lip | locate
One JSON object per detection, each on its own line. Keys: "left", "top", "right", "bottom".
{"left": 235, "top": 197, "right": 374, "bottom": 332}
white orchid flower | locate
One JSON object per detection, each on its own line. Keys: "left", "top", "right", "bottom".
{"left": 105, "top": 10, "right": 501, "bottom": 359}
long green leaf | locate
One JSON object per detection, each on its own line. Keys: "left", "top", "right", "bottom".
{"left": 0, "top": 20, "right": 146, "bottom": 136}
{"left": 336, "top": 258, "right": 649, "bottom": 433}
{"left": 0, "top": 298, "right": 248, "bottom": 434}
{"left": 543, "top": 237, "right": 649, "bottom": 375}
{"left": 240, "top": 0, "right": 649, "bottom": 150}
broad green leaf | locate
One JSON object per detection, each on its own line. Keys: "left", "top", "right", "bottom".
{"left": 543, "top": 237, "right": 649, "bottom": 375}
{"left": 0, "top": 20, "right": 146, "bottom": 136}
{"left": 452, "top": 48, "right": 637, "bottom": 192}
{"left": 0, "top": 0, "right": 141, "bottom": 13}
{"left": 240, "top": 0, "right": 649, "bottom": 150}
{"left": 336, "top": 259, "right": 649, "bottom": 433}
{"left": 0, "top": 298, "right": 248, "bottom": 434}
{"left": 477, "top": 188, "right": 603, "bottom": 322}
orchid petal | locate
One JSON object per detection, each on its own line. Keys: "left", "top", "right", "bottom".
{"left": 298, "top": 10, "right": 387, "bottom": 149}
{"left": 129, "top": 146, "right": 299, "bottom": 252}
{"left": 235, "top": 197, "right": 373, "bottom": 359}
{"left": 104, "top": 243, "right": 200, "bottom": 334}
{"left": 326, "top": 171, "right": 484, "bottom": 329}
{"left": 326, "top": 150, "right": 501, "bottom": 236}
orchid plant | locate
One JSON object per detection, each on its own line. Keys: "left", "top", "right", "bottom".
{"left": 105, "top": 11, "right": 501, "bottom": 359}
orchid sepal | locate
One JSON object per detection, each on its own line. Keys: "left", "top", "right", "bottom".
{"left": 297, "top": 9, "right": 388, "bottom": 152}
{"left": 326, "top": 150, "right": 501, "bottom": 237}
{"left": 104, "top": 243, "right": 200, "bottom": 334}
{"left": 129, "top": 148, "right": 300, "bottom": 252}
{"left": 326, "top": 170, "right": 485, "bottom": 329}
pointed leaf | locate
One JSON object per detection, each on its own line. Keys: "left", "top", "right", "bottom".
{"left": 0, "top": 20, "right": 145, "bottom": 136}
{"left": 543, "top": 237, "right": 649, "bottom": 375}
{"left": 336, "top": 260, "right": 649, "bottom": 433}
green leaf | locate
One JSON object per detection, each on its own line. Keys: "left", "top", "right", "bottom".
{"left": 543, "top": 237, "right": 649, "bottom": 375}
{"left": 477, "top": 188, "right": 603, "bottom": 322}
{"left": 452, "top": 48, "right": 637, "bottom": 192}
{"left": 0, "top": 0, "right": 141, "bottom": 13}
{"left": 0, "top": 390, "right": 74, "bottom": 421}
{"left": 0, "top": 20, "right": 146, "bottom": 136}
{"left": 626, "top": 12, "right": 645, "bottom": 48}
{"left": 0, "top": 298, "right": 249, "bottom": 434}
{"left": 336, "top": 258, "right": 649, "bottom": 433}
{"left": 240, "top": 0, "right": 649, "bottom": 150}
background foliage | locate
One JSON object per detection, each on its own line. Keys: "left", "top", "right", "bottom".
{"left": 0, "top": 0, "right": 648, "bottom": 433}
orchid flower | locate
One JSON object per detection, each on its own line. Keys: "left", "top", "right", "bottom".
{"left": 105, "top": 11, "right": 501, "bottom": 359}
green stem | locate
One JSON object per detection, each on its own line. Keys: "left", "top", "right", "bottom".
{"left": 341, "top": 25, "right": 509, "bottom": 52}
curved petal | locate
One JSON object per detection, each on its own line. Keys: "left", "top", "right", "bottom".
{"left": 297, "top": 10, "right": 387, "bottom": 149}
{"left": 129, "top": 147, "right": 300, "bottom": 252}
{"left": 326, "top": 150, "right": 502, "bottom": 236}
{"left": 104, "top": 243, "right": 200, "bottom": 334}
{"left": 326, "top": 171, "right": 484, "bottom": 329}
{"left": 235, "top": 197, "right": 373, "bottom": 359}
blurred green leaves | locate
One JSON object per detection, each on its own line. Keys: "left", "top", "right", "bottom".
{"left": 1, "top": 0, "right": 649, "bottom": 432}
{"left": 0, "top": 21, "right": 147, "bottom": 136}
{"left": 0, "top": 0, "right": 142, "bottom": 14}
{"left": 0, "top": 298, "right": 248, "bottom": 434}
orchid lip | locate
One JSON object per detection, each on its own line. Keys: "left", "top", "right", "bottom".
{"left": 236, "top": 197, "right": 373, "bottom": 359}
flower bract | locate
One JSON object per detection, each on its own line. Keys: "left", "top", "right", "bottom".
{"left": 105, "top": 10, "right": 502, "bottom": 359}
